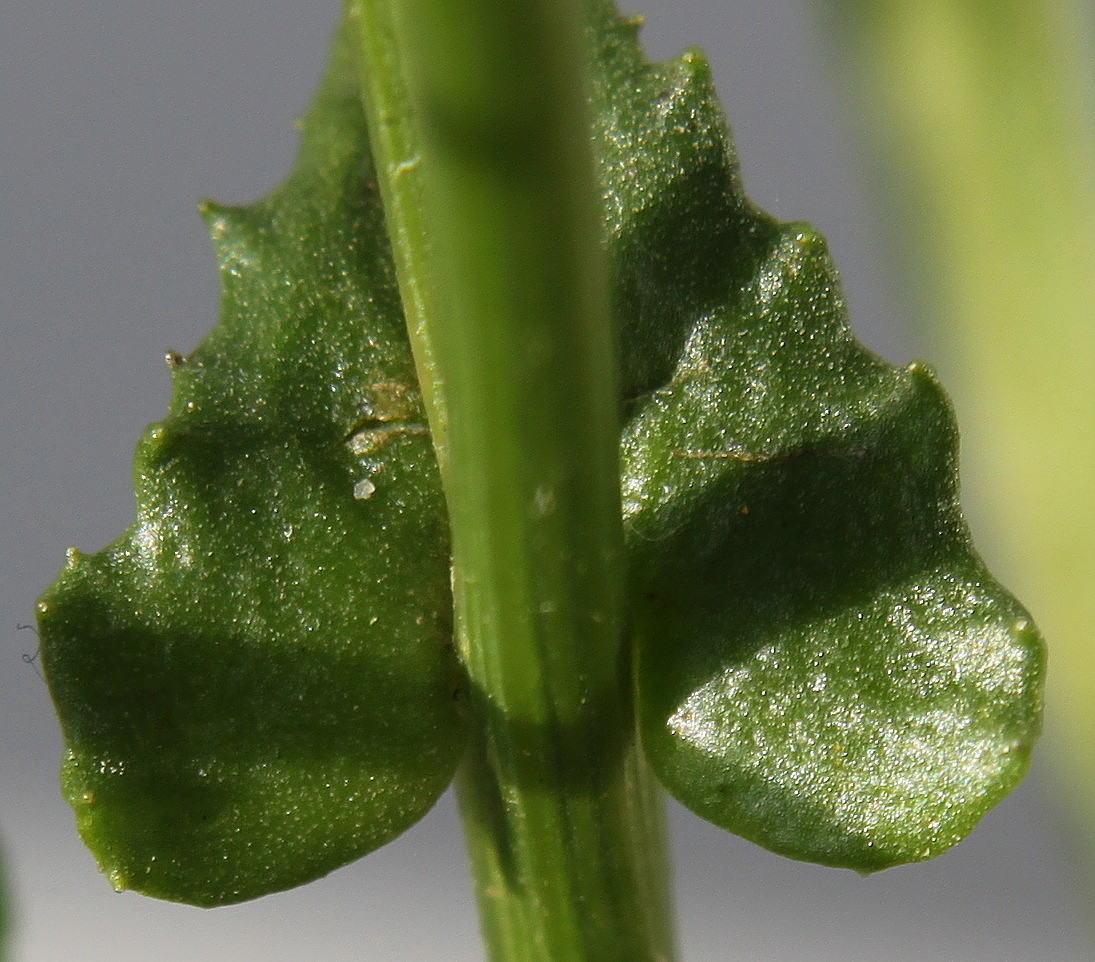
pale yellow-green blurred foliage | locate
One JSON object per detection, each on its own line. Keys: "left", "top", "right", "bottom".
{"left": 833, "top": 0, "right": 1095, "bottom": 871}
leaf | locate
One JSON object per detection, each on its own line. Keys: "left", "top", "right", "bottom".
{"left": 586, "top": 10, "right": 1045, "bottom": 870}
{"left": 37, "top": 21, "right": 464, "bottom": 906}
{"left": 39, "top": 0, "right": 1045, "bottom": 906}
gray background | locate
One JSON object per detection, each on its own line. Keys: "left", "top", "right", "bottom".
{"left": 2, "top": 1, "right": 1090, "bottom": 959}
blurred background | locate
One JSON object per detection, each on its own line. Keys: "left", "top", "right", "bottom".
{"left": 2, "top": 0, "right": 1091, "bottom": 958}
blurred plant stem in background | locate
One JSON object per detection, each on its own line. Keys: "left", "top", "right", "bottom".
{"left": 830, "top": 0, "right": 1095, "bottom": 886}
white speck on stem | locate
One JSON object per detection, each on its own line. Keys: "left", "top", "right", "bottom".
{"left": 532, "top": 483, "right": 556, "bottom": 517}
{"left": 393, "top": 156, "right": 421, "bottom": 179}
{"left": 354, "top": 478, "right": 377, "bottom": 501}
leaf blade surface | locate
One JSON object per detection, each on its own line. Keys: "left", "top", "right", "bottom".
{"left": 38, "top": 22, "right": 464, "bottom": 906}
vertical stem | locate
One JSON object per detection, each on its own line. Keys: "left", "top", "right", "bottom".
{"left": 342, "top": 0, "right": 450, "bottom": 472}
{"left": 349, "top": 0, "right": 676, "bottom": 959}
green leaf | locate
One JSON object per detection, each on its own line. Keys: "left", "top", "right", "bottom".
{"left": 37, "top": 21, "right": 464, "bottom": 906}
{"left": 38, "top": 0, "right": 1046, "bottom": 910}
{"left": 589, "top": 12, "right": 1045, "bottom": 870}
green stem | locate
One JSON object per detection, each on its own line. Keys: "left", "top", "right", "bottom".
{"left": 349, "top": 0, "right": 676, "bottom": 958}
{"left": 343, "top": 0, "right": 450, "bottom": 471}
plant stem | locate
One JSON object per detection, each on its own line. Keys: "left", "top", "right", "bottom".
{"left": 349, "top": 0, "right": 676, "bottom": 958}
{"left": 342, "top": 0, "right": 451, "bottom": 472}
